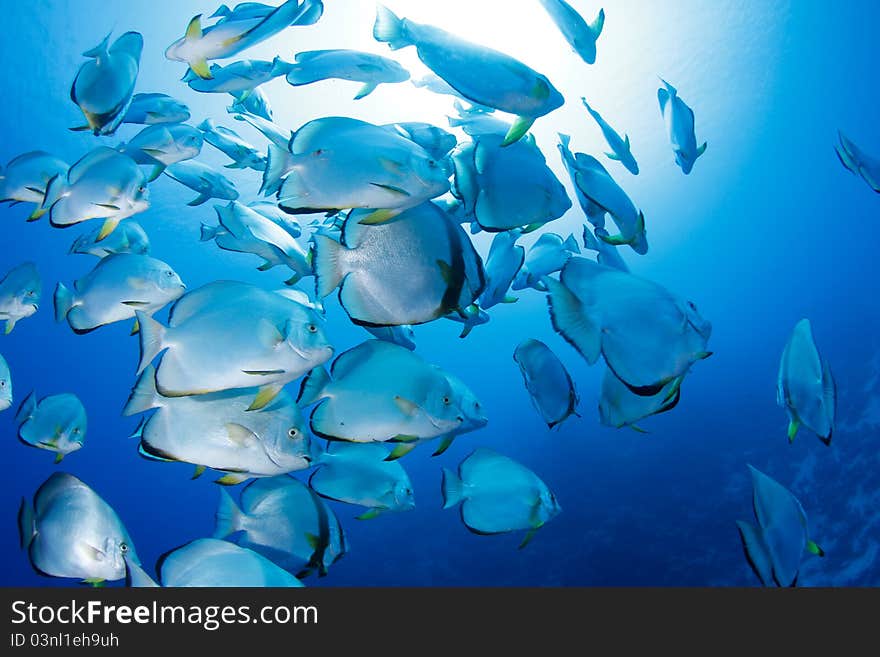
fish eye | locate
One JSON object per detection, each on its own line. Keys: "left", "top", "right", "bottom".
{"left": 0, "top": 381, "right": 5, "bottom": 387}
{"left": 73, "top": 428, "right": 81, "bottom": 435}
{"left": 138, "top": 185, "right": 146, "bottom": 193}
{"left": 26, "top": 290, "right": 35, "bottom": 297}
{"left": 165, "top": 270, "right": 175, "bottom": 277}
{"left": 119, "top": 542, "right": 128, "bottom": 554}
{"left": 307, "top": 324, "right": 318, "bottom": 334}
{"left": 687, "top": 301, "right": 697, "bottom": 311}
{"left": 288, "top": 427, "right": 299, "bottom": 439}
{"left": 442, "top": 396, "right": 451, "bottom": 405}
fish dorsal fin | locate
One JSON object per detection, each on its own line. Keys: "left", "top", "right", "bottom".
{"left": 329, "top": 340, "right": 389, "bottom": 379}
{"left": 589, "top": 8, "right": 605, "bottom": 37}
{"left": 290, "top": 117, "right": 365, "bottom": 155}
{"left": 294, "top": 49, "right": 336, "bottom": 63}
{"left": 110, "top": 32, "right": 144, "bottom": 61}
{"left": 68, "top": 147, "right": 119, "bottom": 185}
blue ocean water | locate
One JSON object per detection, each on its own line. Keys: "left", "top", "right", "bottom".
{"left": 1, "top": 0, "right": 879, "bottom": 587}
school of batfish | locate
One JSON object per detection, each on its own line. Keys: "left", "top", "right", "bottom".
{"left": 3, "top": 0, "right": 853, "bottom": 587}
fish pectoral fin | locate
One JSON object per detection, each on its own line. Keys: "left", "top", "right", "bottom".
{"left": 370, "top": 182, "right": 411, "bottom": 197}
{"left": 605, "top": 151, "right": 620, "bottom": 161}
{"left": 257, "top": 317, "right": 288, "bottom": 347}
{"left": 393, "top": 396, "right": 420, "bottom": 417}
{"left": 385, "top": 443, "right": 418, "bottom": 461}
{"left": 247, "top": 383, "right": 284, "bottom": 411}
{"left": 357, "top": 208, "right": 399, "bottom": 225}
{"left": 378, "top": 157, "right": 404, "bottom": 174}
{"left": 501, "top": 116, "right": 535, "bottom": 147}
{"left": 629, "top": 424, "right": 649, "bottom": 434}
{"left": 95, "top": 202, "right": 121, "bottom": 211}
{"left": 356, "top": 509, "right": 384, "bottom": 521}
{"left": 121, "top": 300, "right": 151, "bottom": 307}
{"left": 225, "top": 422, "right": 257, "bottom": 447}
{"left": 82, "top": 543, "right": 107, "bottom": 562}
{"left": 130, "top": 318, "right": 140, "bottom": 336}
{"left": 191, "top": 464, "right": 207, "bottom": 480}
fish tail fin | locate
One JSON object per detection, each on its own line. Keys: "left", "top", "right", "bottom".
{"left": 563, "top": 233, "right": 581, "bottom": 254}
{"left": 373, "top": 5, "right": 411, "bottom": 50}
{"left": 213, "top": 487, "right": 244, "bottom": 538}
{"left": 53, "top": 282, "right": 75, "bottom": 322}
{"left": 297, "top": 0, "right": 325, "bottom": 25}
{"left": 200, "top": 223, "right": 219, "bottom": 242}
{"left": 284, "top": 63, "right": 322, "bottom": 86}
{"left": 441, "top": 467, "right": 464, "bottom": 509}
{"left": 18, "top": 498, "right": 35, "bottom": 550}
{"left": 261, "top": 144, "right": 292, "bottom": 196}
{"left": 590, "top": 8, "right": 605, "bottom": 36}
{"left": 123, "top": 364, "right": 162, "bottom": 416}
{"left": 15, "top": 390, "right": 37, "bottom": 425}
{"left": 582, "top": 225, "right": 599, "bottom": 251}
{"left": 545, "top": 276, "right": 601, "bottom": 364}
{"left": 297, "top": 366, "right": 331, "bottom": 407}
{"left": 312, "top": 233, "right": 347, "bottom": 298}
{"left": 135, "top": 311, "right": 167, "bottom": 375}
{"left": 41, "top": 174, "right": 66, "bottom": 212}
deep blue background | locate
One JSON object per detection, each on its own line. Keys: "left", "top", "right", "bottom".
{"left": 1, "top": 0, "right": 879, "bottom": 586}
